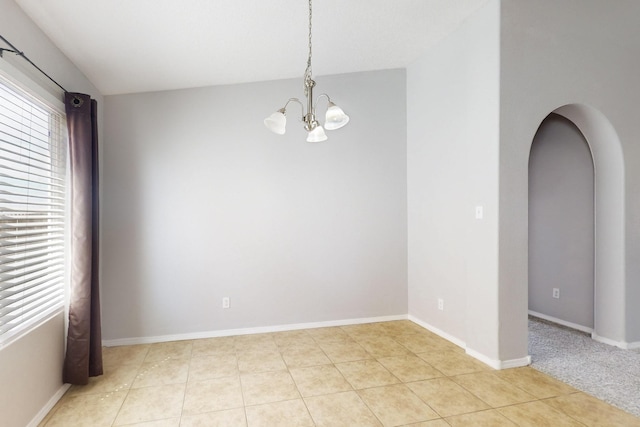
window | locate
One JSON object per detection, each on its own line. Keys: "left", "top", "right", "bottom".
{"left": 0, "top": 74, "right": 67, "bottom": 346}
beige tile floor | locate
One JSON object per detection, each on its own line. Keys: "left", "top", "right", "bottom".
{"left": 39, "top": 320, "right": 640, "bottom": 427}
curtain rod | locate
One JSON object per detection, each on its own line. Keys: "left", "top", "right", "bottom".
{"left": 0, "top": 34, "right": 68, "bottom": 93}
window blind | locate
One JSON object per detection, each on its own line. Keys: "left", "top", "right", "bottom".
{"left": 0, "top": 75, "right": 67, "bottom": 345}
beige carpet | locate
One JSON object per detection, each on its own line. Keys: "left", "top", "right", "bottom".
{"left": 529, "top": 316, "right": 640, "bottom": 417}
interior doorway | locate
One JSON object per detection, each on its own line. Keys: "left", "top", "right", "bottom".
{"left": 528, "top": 113, "right": 595, "bottom": 332}
{"left": 521, "top": 103, "right": 625, "bottom": 379}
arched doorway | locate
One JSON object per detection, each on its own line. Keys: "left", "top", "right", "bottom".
{"left": 527, "top": 104, "right": 625, "bottom": 346}
{"left": 528, "top": 113, "right": 594, "bottom": 331}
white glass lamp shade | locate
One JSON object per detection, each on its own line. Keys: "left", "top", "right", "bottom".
{"left": 324, "top": 102, "right": 349, "bottom": 130}
{"left": 306, "top": 125, "right": 327, "bottom": 142}
{"left": 264, "top": 109, "right": 287, "bottom": 135}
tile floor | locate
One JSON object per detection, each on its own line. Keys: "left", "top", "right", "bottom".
{"left": 39, "top": 320, "right": 640, "bottom": 426}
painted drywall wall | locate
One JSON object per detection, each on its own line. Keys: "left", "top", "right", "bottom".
{"left": 529, "top": 114, "right": 594, "bottom": 329}
{"left": 101, "top": 69, "right": 408, "bottom": 341}
{"left": 500, "top": 0, "right": 640, "bottom": 353}
{"left": 407, "top": 0, "right": 502, "bottom": 364}
{"left": 0, "top": 1, "right": 103, "bottom": 426}
{"left": 0, "top": 313, "right": 66, "bottom": 427}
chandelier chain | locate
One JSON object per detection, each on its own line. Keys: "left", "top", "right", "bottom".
{"left": 304, "top": 0, "right": 313, "bottom": 95}
{"left": 307, "top": 0, "right": 312, "bottom": 71}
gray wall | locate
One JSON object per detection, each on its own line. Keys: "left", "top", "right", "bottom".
{"left": 528, "top": 114, "right": 594, "bottom": 329}
{"left": 0, "top": 314, "right": 65, "bottom": 427}
{"left": 407, "top": 0, "right": 502, "bottom": 365}
{"left": 500, "top": 0, "right": 640, "bottom": 353}
{"left": 408, "top": 0, "right": 640, "bottom": 365}
{"left": 102, "top": 69, "right": 408, "bottom": 342}
{"left": 0, "top": 1, "right": 103, "bottom": 425}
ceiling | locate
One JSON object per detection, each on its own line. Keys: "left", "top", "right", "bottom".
{"left": 15, "top": 0, "right": 487, "bottom": 95}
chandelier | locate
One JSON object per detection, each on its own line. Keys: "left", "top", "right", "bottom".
{"left": 264, "top": 0, "right": 350, "bottom": 142}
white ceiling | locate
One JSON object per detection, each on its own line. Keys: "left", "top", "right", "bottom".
{"left": 16, "top": 0, "right": 487, "bottom": 95}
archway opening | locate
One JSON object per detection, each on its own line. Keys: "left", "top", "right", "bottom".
{"left": 526, "top": 103, "right": 625, "bottom": 348}
{"left": 528, "top": 113, "right": 594, "bottom": 332}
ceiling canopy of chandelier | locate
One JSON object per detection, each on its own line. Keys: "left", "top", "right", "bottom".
{"left": 264, "top": 0, "right": 350, "bottom": 142}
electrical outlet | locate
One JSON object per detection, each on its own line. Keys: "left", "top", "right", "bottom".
{"left": 438, "top": 298, "right": 444, "bottom": 311}
{"left": 552, "top": 288, "right": 560, "bottom": 299}
{"left": 222, "top": 297, "right": 230, "bottom": 309}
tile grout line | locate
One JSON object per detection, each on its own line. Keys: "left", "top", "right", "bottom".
{"left": 234, "top": 340, "right": 251, "bottom": 427}
{"left": 47, "top": 320, "right": 639, "bottom": 425}
{"left": 110, "top": 345, "right": 150, "bottom": 426}
{"left": 177, "top": 346, "right": 192, "bottom": 427}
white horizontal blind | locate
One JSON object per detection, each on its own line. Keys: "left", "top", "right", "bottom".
{"left": 0, "top": 75, "right": 67, "bottom": 345}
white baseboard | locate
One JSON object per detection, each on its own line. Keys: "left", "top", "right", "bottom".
{"left": 497, "top": 355, "right": 532, "bottom": 369}
{"left": 529, "top": 311, "right": 640, "bottom": 350}
{"left": 27, "top": 383, "right": 70, "bottom": 427}
{"left": 591, "top": 333, "right": 622, "bottom": 348}
{"left": 627, "top": 341, "right": 640, "bottom": 350}
{"left": 528, "top": 310, "right": 593, "bottom": 334}
{"left": 102, "top": 314, "right": 409, "bottom": 347}
{"left": 462, "top": 347, "right": 497, "bottom": 369}
{"left": 407, "top": 315, "right": 465, "bottom": 348}
{"left": 409, "top": 314, "right": 531, "bottom": 370}
{"left": 591, "top": 332, "right": 640, "bottom": 350}
{"left": 465, "top": 348, "right": 531, "bottom": 370}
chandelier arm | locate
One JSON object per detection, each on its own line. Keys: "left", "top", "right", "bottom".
{"left": 312, "top": 93, "right": 332, "bottom": 115}
{"left": 283, "top": 98, "right": 306, "bottom": 121}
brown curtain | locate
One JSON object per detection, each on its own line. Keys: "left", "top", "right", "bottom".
{"left": 62, "top": 93, "right": 103, "bottom": 385}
